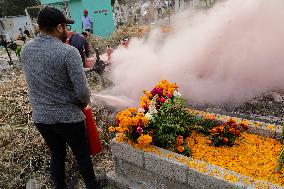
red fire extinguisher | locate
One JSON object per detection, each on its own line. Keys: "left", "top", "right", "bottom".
{"left": 83, "top": 106, "right": 103, "bottom": 155}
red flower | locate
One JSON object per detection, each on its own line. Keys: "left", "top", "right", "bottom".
{"left": 151, "top": 87, "right": 163, "bottom": 96}
{"left": 235, "top": 130, "right": 241, "bottom": 136}
{"left": 137, "top": 119, "right": 143, "bottom": 127}
{"left": 160, "top": 97, "right": 166, "bottom": 103}
{"left": 143, "top": 105, "right": 149, "bottom": 111}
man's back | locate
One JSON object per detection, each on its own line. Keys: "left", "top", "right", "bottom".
{"left": 69, "top": 33, "right": 90, "bottom": 65}
{"left": 21, "top": 34, "right": 90, "bottom": 124}
{"left": 70, "top": 33, "right": 88, "bottom": 50}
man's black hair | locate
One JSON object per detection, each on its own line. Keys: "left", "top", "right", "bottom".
{"left": 37, "top": 6, "right": 74, "bottom": 30}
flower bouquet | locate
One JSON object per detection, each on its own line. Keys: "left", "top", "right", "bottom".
{"left": 109, "top": 80, "right": 193, "bottom": 155}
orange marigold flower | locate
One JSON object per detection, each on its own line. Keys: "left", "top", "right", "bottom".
{"left": 222, "top": 138, "right": 229, "bottom": 144}
{"left": 240, "top": 123, "right": 249, "bottom": 130}
{"left": 211, "top": 128, "right": 218, "bottom": 133}
{"left": 137, "top": 134, "right": 152, "bottom": 147}
{"left": 116, "top": 126, "right": 128, "bottom": 133}
{"left": 239, "top": 120, "right": 249, "bottom": 125}
{"left": 115, "top": 133, "right": 126, "bottom": 142}
{"left": 267, "top": 124, "right": 276, "bottom": 131}
{"left": 177, "top": 138, "right": 183, "bottom": 145}
{"left": 228, "top": 118, "right": 237, "bottom": 124}
{"left": 204, "top": 114, "right": 217, "bottom": 120}
{"left": 177, "top": 146, "right": 185, "bottom": 153}
{"left": 128, "top": 140, "right": 135, "bottom": 146}
{"left": 108, "top": 126, "right": 116, "bottom": 132}
{"left": 207, "top": 140, "right": 213, "bottom": 145}
{"left": 217, "top": 126, "right": 224, "bottom": 133}
{"left": 229, "top": 127, "right": 235, "bottom": 134}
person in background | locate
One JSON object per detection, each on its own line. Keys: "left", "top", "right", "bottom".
{"left": 121, "top": 37, "right": 129, "bottom": 48}
{"left": 82, "top": 10, "right": 93, "bottom": 33}
{"left": 69, "top": 31, "right": 91, "bottom": 67}
{"left": 21, "top": 6, "right": 104, "bottom": 189}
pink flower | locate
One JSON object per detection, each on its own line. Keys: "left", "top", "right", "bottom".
{"left": 137, "top": 127, "right": 143, "bottom": 134}
{"left": 160, "top": 97, "right": 166, "bottom": 103}
{"left": 167, "top": 92, "right": 173, "bottom": 98}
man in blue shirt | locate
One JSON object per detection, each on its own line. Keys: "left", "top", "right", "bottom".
{"left": 82, "top": 10, "right": 93, "bottom": 33}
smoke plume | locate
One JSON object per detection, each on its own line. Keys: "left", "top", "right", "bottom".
{"left": 101, "top": 0, "right": 284, "bottom": 107}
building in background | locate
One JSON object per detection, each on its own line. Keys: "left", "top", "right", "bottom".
{"left": 39, "top": 0, "right": 115, "bottom": 37}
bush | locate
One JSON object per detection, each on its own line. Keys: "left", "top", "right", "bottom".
{"left": 150, "top": 97, "right": 195, "bottom": 152}
{"left": 208, "top": 118, "right": 248, "bottom": 146}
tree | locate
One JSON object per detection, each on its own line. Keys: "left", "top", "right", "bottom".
{"left": 0, "top": 0, "right": 40, "bottom": 17}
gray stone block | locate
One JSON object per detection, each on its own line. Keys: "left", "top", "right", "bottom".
{"left": 107, "top": 171, "right": 145, "bottom": 189}
{"left": 187, "top": 169, "right": 235, "bottom": 189}
{"left": 247, "top": 125, "right": 275, "bottom": 139}
{"left": 113, "top": 157, "right": 123, "bottom": 176}
{"left": 111, "top": 140, "right": 144, "bottom": 167}
{"left": 144, "top": 151, "right": 188, "bottom": 184}
{"left": 258, "top": 126, "right": 275, "bottom": 138}
{"left": 158, "top": 177, "right": 193, "bottom": 189}
{"left": 274, "top": 125, "right": 283, "bottom": 140}
{"left": 115, "top": 159, "right": 158, "bottom": 189}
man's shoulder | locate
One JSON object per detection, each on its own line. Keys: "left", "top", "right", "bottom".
{"left": 21, "top": 38, "right": 37, "bottom": 54}
{"left": 23, "top": 37, "right": 36, "bottom": 47}
{"left": 60, "top": 42, "right": 78, "bottom": 53}
{"left": 65, "top": 44, "right": 81, "bottom": 57}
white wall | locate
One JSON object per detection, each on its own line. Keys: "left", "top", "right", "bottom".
{"left": 1, "top": 16, "right": 32, "bottom": 40}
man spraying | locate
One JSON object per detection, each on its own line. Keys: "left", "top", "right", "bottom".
{"left": 21, "top": 7, "right": 103, "bottom": 189}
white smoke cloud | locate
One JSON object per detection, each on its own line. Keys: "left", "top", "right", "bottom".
{"left": 100, "top": 0, "right": 284, "bottom": 107}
